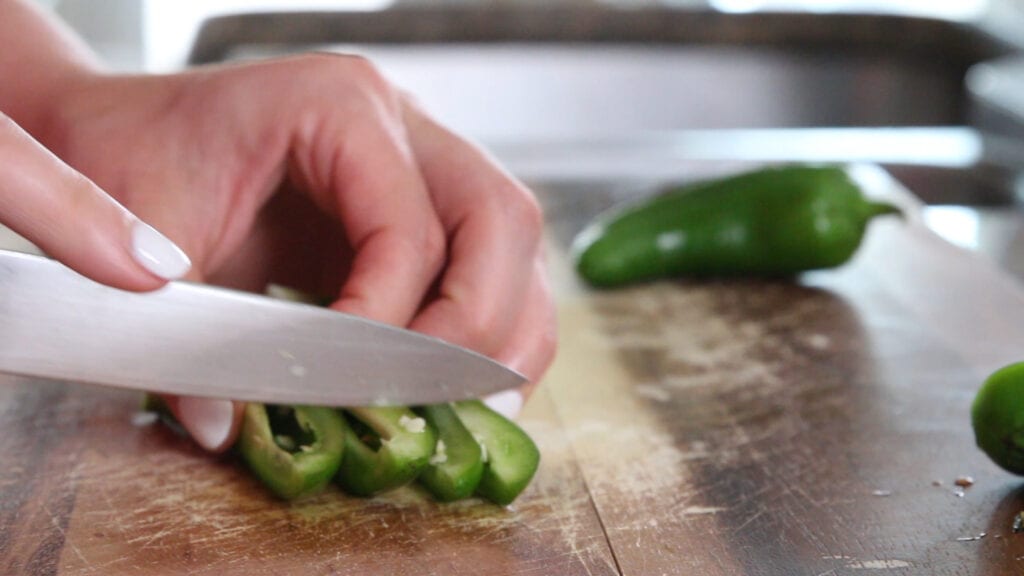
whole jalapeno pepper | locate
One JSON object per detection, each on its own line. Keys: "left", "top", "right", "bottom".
{"left": 972, "top": 362, "right": 1024, "bottom": 475}
{"left": 451, "top": 400, "right": 540, "bottom": 506}
{"left": 237, "top": 403, "right": 347, "bottom": 500}
{"left": 336, "top": 406, "right": 437, "bottom": 497}
{"left": 572, "top": 165, "right": 901, "bottom": 288}
{"left": 415, "top": 403, "right": 485, "bottom": 502}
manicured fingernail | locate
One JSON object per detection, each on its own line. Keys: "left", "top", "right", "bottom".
{"left": 483, "top": 389, "right": 523, "bottom": 420}
{"left": 177, "top": 397, "right": 234, "bottom": 451}
{"left": 131, "top": 221, "right": 191, "bottom": 280}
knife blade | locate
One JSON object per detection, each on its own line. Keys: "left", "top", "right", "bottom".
{"left": 0, "top": 249, "right": 527, "bottom": 406}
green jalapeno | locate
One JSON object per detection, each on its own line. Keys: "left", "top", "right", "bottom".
{"left": 451, "top": 400, "right": 540, "bottom": 506}
{"left": 147, "top": 278, "right": 544, "bottom": 505}
{"left": 141, "top": 393, "right": 175, "bottom": 422}
{"left": 336, "top": 406, "right": 437, "bottom": 497}
{"left": 572, "top": 165, "right": 901, "bottom": 287}
{"left": 972, "top": 362, "right": 1024, "bottom": 474}
{"left": 415, "top": 404, "right": 485, "bottom": 502}
{"left": 238, "top": 404, "right": 347, "bottom": 500}
{"left": 139, "top": 393, "right": 191, "bottom": 438}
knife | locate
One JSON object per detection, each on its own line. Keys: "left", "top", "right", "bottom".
{"left": 0, "top": 249, "right": 526, "bottom": 407}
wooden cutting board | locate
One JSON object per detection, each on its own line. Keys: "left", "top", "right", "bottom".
{"left": 4, "top": 165, "right": 1024, "bottom": 575}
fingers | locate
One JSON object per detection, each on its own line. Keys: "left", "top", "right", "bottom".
{"left": 482, "top": 260, "right": 558, "bottom": 419}
{"left": 322, "top": 143, "right": 443, "bottom": 325}
{"left": 157, "top": 265, "right": 244, "bottom": 453}
{"left": 285, "top": 58, "right": 445, "bottom": 326}
{"left": 492, "top": 260, "right": 559, "bottom": 387}
{"left": 0, "top": 113, "right": 190, "bottom": 290}
{"left": 402, "top": 104, "right": 550, "bottom": 362}
{"left": 397, "top": 102, "right": 557, "bottom": 419}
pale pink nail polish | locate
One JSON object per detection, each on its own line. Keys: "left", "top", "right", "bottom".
{"left": 483, "top": 389, "right": 524, "bottom": 420}
{"left": 177, "top": 397, "right": 234, "bottom": 451}
{"left": 131, "top": 221, "right": 191, "bottom": 280}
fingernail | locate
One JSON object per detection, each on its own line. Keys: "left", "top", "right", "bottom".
{"left": 177, "top": 397, "right": 234, "bottom": 451}
{"left": 131, "top": 221, "right": 191, "bottom": 280}
{"left": 483, "top": 389, "right": 523, "bottom": 420}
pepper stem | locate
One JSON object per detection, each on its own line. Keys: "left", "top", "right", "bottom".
{"left": 864, "top": 200, "right": 903, "bottom": 220}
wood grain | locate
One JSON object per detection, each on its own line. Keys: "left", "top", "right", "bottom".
{"left": 0, "top": 379, "right": 617, "bottom": 575}
{"left": 3, "top": 164, "right": 1024, "bottom": 574}
{"left": 539, "top": 165, "right": 1024, "bottom": 575}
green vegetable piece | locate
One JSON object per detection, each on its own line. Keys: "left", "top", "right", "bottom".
{"left": 139, "top": 393, "right": 190, "bottom": 436}
{"left": 451, "top": 400, "right": 540, "bottom": 506}
{"left": 415, "top": 404, "right": 485, "bottom": 502}
{"left": 571, "top": 165, "right": 901, "bottom": 287}
{"left": 972, "top": 362, "right": 1024, "bottom": 474}
{"left": 336, "top": 406, "right": 437, "bottom": 497}
{"left": 141, "top": 393, "right": 175, "bottom": 421}
{"left": 265, "top": 284, "right": 333, "bottom": 307}
{"left": 238, "top": 404, "right": 346, "bottom": 500}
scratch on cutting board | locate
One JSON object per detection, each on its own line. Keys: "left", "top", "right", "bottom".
{"left": 846, "top": 559, "right": 913, "bottom": 569}
{"left": 43, "top": 501, "right": 89, "bottom": 567}
{"left": 617, "top": 504, "right": 724, "bottom": 535}
{"left": 129, "top": 525, "right": 175, "bottom": 550}
{"left": 821, "top": 556, "right": 912, "bottom": 570}
{"left": 679, "top": 506, "right": 725, "bottom": 516}
{"left": 634, "top": 383, "right": 672, "bottom": 403}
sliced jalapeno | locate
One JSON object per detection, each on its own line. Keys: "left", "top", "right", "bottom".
{"left": 451, "top": 400, "right": 540, "bottom": 506}
{"left": 336, "top": 406, "right": 437, "bottom": 497}
{"left": 139, "top": 393, "right": 189, "bottom": 437}
{"left": 415, "top": 404, "right": 485, "bottom": 502}
{"left": 141, "top": 393, "right": 174, "bottom": 422}
{"left": 238, "top": 404, "right": 347, "bottom": 500}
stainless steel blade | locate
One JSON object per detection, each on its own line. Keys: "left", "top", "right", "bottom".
{"left": 0, "top": 250, "right": 527, "bottom": 406}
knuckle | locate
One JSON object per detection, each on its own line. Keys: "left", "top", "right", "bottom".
{"left": 344, "top": 54, "right": 385, "bottom": 80}
{"left": 522, "top": 319, "right": 559, "bottom": 382}
{"left": 460, "top": 306, "right": 502, "bottom": 351}
{"left": 505, "top": 185, "right": 545, "bottom": 242}
{"left": 0, "top": 122, "right": 17, "bottom": 156}
{"left": 0, "top": 112, "right": 15, "bottom": 133}
{"left": 398, "top": 88, "right": 424, "bottom": 112}
{"left": 419, "top": 220, "right": 448, "bottom": 272}
{"left": 529, "top": 275, "right": 559, "bottom": 374}
{"left": 336, "top": 54, "right": 394, "bottom": 97}
{"left": 0, "top": 113, "right": 29, "bottom": 151}
{"left": 291, "top": 52, "right": 396, "bottom": 101}
{"left": 537, "top": 318, "right": 559, "bottom": 369}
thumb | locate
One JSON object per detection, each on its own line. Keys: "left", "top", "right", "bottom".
{"left": 0, "top": 113, "right": 191, "bottom": 289}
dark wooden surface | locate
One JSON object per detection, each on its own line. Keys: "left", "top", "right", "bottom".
{"left": 3, "top": 165, "right": 1024, "bottom": 574}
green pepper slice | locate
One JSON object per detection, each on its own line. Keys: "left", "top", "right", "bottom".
{"left": 451, "top": 400, "right": 540, "bottom": 506}
{"left": 415, "top": 404, "right": 485, "bottom": 502}
{"left": 238, "top": 404, "right": 346, "bottom": 500}
{"left": 336, "top": 406, "right": 437, "bottom": 497}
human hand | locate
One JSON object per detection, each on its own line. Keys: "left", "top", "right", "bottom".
{"left": 0, "top": 111, "right": 191, "bottom": 289}
{"left": 43, "top": 54, "right": 557, "bottom": 452}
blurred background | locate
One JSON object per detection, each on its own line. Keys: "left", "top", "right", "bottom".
{"left": 35, "top": 0, "right": 1024, "bottom": 277}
